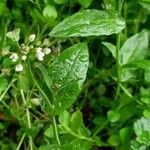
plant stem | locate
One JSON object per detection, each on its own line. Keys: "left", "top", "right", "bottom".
{"left": 0, "top": 79, "right": 16, "bottom": 102}
{"left": 16, "top": 134, "right": 26, "bottom": 150}
{"left": 115, "top": 0, "right": 122, "bottom": 100}
{"left": 20, "top": 89, "right": 33, "bottom": 150}
{"left": 92, "top": 120, "right": 108, "bottom": 138}
{"left": 52, "top": 116, "right": 61, "bottom": 145}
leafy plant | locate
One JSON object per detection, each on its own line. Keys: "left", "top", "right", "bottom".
{"left": 0, "top": 0, "right": 150, "bottom": 149}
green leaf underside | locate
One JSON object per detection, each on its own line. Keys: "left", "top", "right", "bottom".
{"left": 119, "top": 30, "right": 149, "bottom": 82}
{"left": 120, "top": 30, "right": 149, "bottom": 65}
{"left": 48, "top": 43, "right": 89, "bottom": 115}
{"left": 134, "top": 117, "right": 150, "bottom": 146}
{"left": 49, "top": 9, "right": 125, "bottom": 37}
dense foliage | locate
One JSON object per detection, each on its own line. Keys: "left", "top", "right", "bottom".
{"left": 0, "top": 0, "right": 150, "bottom": 150}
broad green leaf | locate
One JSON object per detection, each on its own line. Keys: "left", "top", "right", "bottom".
{"left": 48, "top": 43, "right": 89, "bottom": 115}
{"left": 78, "top": 0, "right": 93, "bottom": 8}
{"left": 102, "top": 42, "right": 116, "bottom": 58}
{"left": 49, "top": 9, "right": 125, "bottom": 37}
{"left": 43, "top": 5, "right": 57, "bottom": 19}
{"left": 0, "top": 77, "right": 8, "bottom": 94}
{"left": 107, "top": 110, "right": 120, "bottom": 123}
{"left": 6, "top": 28, "right": 20, "bottom": 42}
{"left": 134, "top": 117, "right": 150, "bottom": 146}
{"left": 120, "top": 30, "right": 149, "bottom": 65}
{"left": 70, "top": 110, "right": 83, "bottom": 131}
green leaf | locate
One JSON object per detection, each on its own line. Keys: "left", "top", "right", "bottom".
{"left": 39, "top": 145, "right": 60, "bottom": 150}
{"left": 48, "top": 43, "right": 89, "bottom": 115}
{"left": 70, "top": 110, "right": 83, "bottom": 131}
{"left": 144, "top": 68, "right": 150, "bottom": 83}
{"left": 138, "top": 0, "right": 150, "bottom": 12}
{"left": 6, "top": 28, "right": 20, "bottom": 42}
{"left": 108, "top": 135, "right": 121, "bottom": 146}
{"left": 119, "top": 127, "right": 132, "bottom": 144}
{"left": 140, "top": 87, "right": 150, "bottom": 105}
{"left": 78, "top": 0, "right": 93, "bottom": 8}
{"left": 128, "top": 59, "right": 150, "bottom": 70}
{"left": 120, "top": 30, "right": 149, "bottom": 65}
{"left": 134, "top": 117, "right": 150, "bottom": 146}
{"left": 59, "top": 111, "right": 70, "bottom": 128}
{"left": 43, "top": 5, "right": 57, "bottom": 19}
{"left": 38, "top": 65, "right": 53, "bottom": 92}
{"left": 102, "top": 42, "right": 116, "bottom": 58}
{"left": 143, "top": 109, "right": 150, "bottom": 118}
{"left": 0, "top": 77, "right": 8, "bottom": 94}
{"left": 44, "top": 126, "right": 55, "bottom": 138}
{"left": 49, "top": 9, "right": 125, "bottom": 37}
{"left": 131, "top": 140, "right": 147, "bottom": 150}
{"left": 54, "top": 0, "right": 67, "bottom": 4}
{"left": 107, "top": 110, "right": 120, "bottom": 123}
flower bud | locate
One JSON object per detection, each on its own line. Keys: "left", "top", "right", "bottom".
{"left": 29, "top": 34, "right": 36, "bottom": 42}
{"left": 30, "top": 98, "right": 40, "bottom": 106}
{"left": 43, "top": 48, "right": 51, "bottom": 55}
{"left": 21, "top": 55, "right": 27, "bottom": 61}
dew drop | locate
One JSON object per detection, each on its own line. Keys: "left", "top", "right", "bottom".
{"left": 58, "top": 102, "right": 62, "bottom": 107}
{"left": 79, "top": 55, "right": 88, "bottom": 62}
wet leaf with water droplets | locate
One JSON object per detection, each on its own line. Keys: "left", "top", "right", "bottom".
{"left": 49, "top": 9, "right": 125, "bottom": 37}
{"left": 48, "top": 43, "right": 89, "bottom": 115}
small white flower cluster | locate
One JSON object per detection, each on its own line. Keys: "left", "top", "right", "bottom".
{"left": 9, "top": 33, "right": 52, "bottom": 72}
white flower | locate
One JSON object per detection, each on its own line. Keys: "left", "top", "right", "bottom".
{"left": 29, "top": 34, "right": 36, "bottom": 42}
{"left": 43, "top": 48, "right": 51, "bottom": 55}
{"left": 36, "top": 47, "right": 42, "bottom": 54}
{"left": 10, "top": 53, "right": 18, "bottom": 62}
{"left": 21, "top": 55, "right": 27, "bottom": 61}
{"left": 37, "top": 55, "right": 44, "bottom": 61}
{"left": 36, "top": 47, "right": 45, "bottom": 61}
{"left": 15, "top": 64, "right": 23, "bottom": 72}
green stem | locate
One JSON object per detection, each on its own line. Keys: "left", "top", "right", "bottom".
{"left": 0, "top": 79, "right": 16, "bottom": 102}
{"left": 123, "top": 1, "right": 127, "bottom": 39}
{"left": 92, "top": 120, "right": 108, "bottom": 138}
{"left": 115, "top": 32, "right": 121, "bottom": 100}
{"left": 52, "top": 117, "right": 61, "bottom": 145}
{"left": 115, "top": 0, "right": 122, "bottom": 100}
{"left": 27, "top": 62, "right": 61, "bottom": 145}
{"left": 134, "top": 8, "right": 142, "bottom": 34}
{"left": 16, "top": 134, "right": 26, "bottom": 150}
{"left": 20, "top": 89, "right": 33, "bottom": 150}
